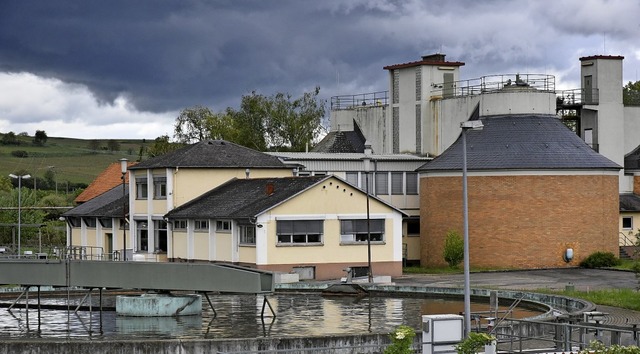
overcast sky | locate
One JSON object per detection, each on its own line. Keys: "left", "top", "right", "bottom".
{"left": 0, "top": 0, "right": 638, "bottom": 140}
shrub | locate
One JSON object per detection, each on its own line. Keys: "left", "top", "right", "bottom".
{"left": 579, "top": 251, "right": 621, "bottom": 268}
{"left": 443, "top": 230, "right": 464, "bottom": 268}
{"left": 384, "top": 325, "right": 416, "bottom": 354}
{"left": 10, "top": 150, "right": 29, "bottom": 158}
{"left": 455, "top": 332, "right": 496, "bottom": 354}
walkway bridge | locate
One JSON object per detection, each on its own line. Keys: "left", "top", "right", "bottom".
{"left": 0, "top": 259, "right": 274, "bottom": 293}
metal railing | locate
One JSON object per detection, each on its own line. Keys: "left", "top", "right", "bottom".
{"left": 331, "top": 91, "right": 388, "bottom": 110}
{"left": 431, "top": 74, "right": 555, "bottom": 98}
{"left": 557, "top": 88, "right": 600, "bottom": 106}
{"left": 619, "top": 232, "right": 637, "bottom": 247}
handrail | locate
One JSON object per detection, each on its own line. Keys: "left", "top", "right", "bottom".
{"left": 331, "top": 91, "right": 388, "bottom": 110}
{"left": 619, "top": 232, "right": 637, "bottom": 247}
{"left": 431, "top": 73, "right": 555, "bottom": 98}
{"left": 489, "top": 293, "right": 525, "bottom": 335}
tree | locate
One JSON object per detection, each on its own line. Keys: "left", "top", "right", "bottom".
{"left": 623, "top": 80, "right": 640, "bottom": 105}
{"left": 443, "top": 230, "right": 464, "bottom": 268}
{"left": 1, "top": 131, "right": 19, "bottom": 145}
{"left": 267, "top": 86, "right": 326, "bottom": 151}
{"left": 0, "top": 175, "right": 12, "bottom": 193}
{"left": 227, "top": 91, "right": 270, "bottom": 151}
{"left": 33, "top": 130, "right": 48, "bottom": 146}
{"left": 174, "top": 106, "right": 215, "bottom": 144}
{"left": 147, "top": 135, "right": 184, "bottom": 157}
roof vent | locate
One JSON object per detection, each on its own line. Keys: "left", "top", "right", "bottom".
{"left": 266, "top": 183, "right": 275, "bottom": 195}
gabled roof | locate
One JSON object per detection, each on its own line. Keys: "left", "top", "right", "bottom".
{"left": 312, "top": 120, "right": 367, "bottom": 153}
{"left": 620, "top": 193, "right": 640, "bottom": 212}
{"left": 64, "top": 184, "right": 128, "bottom": 218}
{"left": 75, "top": 161, "right": 135, "bottom": 203}
{"left": 418, "top": 114, "right": 621, "bottom": 172}
{"left": 130, "top": 140, "right": 289, "bottom": 170}
{"left": 165, "top": 176, "right": 330, "bottom": 220}
{"left": 165, "top": 175, "right": 406, "bottom": 220}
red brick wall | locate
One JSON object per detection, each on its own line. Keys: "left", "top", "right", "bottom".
{"left": 420, "top": 174, "right": 619, "bottom": 268}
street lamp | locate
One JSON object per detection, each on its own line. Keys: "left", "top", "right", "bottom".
{"left": 362, "top": 148, "right": 373, "bottom": 283}
{"left": 460, "top": 119, "right": 483, "bottom": 337}
{"left": 120, "top": 158, "right": 128, "bottom": 261}
{"left": 9, "top": 173, "right": 31, "bottom": 257}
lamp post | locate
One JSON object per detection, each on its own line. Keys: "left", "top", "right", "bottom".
{"left": 362, "top": 151, "right": 373, "bottom": 283}
{"left": 460, "top": 120, "right": 483, "bottom": 337}
{"left": 9, "top": 173, "right": 31, "bottom": 257}
{"left": 120, "top": 158, "right": 128, "bottom": 261}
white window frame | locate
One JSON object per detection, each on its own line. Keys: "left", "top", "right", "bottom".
{"left": 622, "top": 216, "right": 633, "bottom": 230}
{"left": 239, "top": 225, "right": 256, "bottom": 245}
{"left": 340, "top": 219, "right": 385, "bottom": 244}
{"left": 173, "top": 219, "right": 187, "bottom": 230}
{"left": 216, "top": 220, "right": 231, "bottom": 232}
{"left": 136, "top": 177, "right": 148, "bottom": 199}
{"left": 153, "top": 176, "right": 167, "bottom": 199}
{"left": 276, "top": 220, "right": 323, "bottom": 246}
{"left": 194, "top": 219, "right": 209, "bottom": 231}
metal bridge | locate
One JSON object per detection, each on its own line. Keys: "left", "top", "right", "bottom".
{"left": 0, "top": 259, "right": 274, "bottom": 293}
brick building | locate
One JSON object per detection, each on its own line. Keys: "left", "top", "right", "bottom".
{"left": 418, "top": 114, "right": 621, "bottom": 268}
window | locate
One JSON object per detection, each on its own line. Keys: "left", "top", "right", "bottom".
{"left": 173, "top": 220, "right": 187, "bottom": 230}
{"left": 83, "top": 218, "right": 97, "bottom": 228}
{"left": 136, "top": 178, "right": 148, "bottom": 199}
{"left": 99, "top": 218, "right": 113, "bottom": 228}
{"left": 194, "top": 220, "right": 209, "bottom": 231}
{"left": 406, "top": 219, "right": 420, "bottom": 236}
{"left": 406, "top": 172, "right": 418, "bottom": 195}
{"left": 360, "top": 173, "right": 374, "bottom": 192}
{"left": 154, "top": 220, "right": 168, "bottom": 252}
{"left": 346, "top": 172, "right": 358, "bottom": 186}
{"left": 375, "top": 172, "right": 389, "bottom": 195}
{"left": 216, "top": 220, "right": 231, "bottom": 232}
{"left": 622, "top": 216, "right": 633, "bottom": 230}
{"left": 391, "top": 172, "right": 404, "bottom": 195}
{"left": 153, "top": 176, "right": 167, "bottom": 199}
{"left": 340, "top": 219, "right": 385, "bottom": 243}
{"left": 276, "top": 220, "right": 323, "bottom": 245}
{"left": 240, "top": 225, "right": 256, "bottom": 245}
{"left": 68, "top": 217, "right": 81, "bottom": 227}
{"left": 137, "top": 220, "right": 148, "bottom": 251}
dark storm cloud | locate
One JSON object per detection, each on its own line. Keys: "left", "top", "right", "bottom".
{"left": 0, "top": 0, "right": 638, "bottom": 119}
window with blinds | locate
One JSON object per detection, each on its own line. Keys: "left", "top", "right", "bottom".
{"left": 276, "top": 220, "right": 324, "bottom": 245}
{"left": 340, "top": 219, "right": 385, "bottom": 243}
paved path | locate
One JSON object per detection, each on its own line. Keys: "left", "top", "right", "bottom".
{"left": 391, "top": 268, "right": 640, "bottom": 326}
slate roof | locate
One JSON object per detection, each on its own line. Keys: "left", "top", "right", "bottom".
{"left": 75, "top": 161, "right": 135, "bottom": 203}
{"left": 63, "top": 185, "right": 128, "bottom": 218}
{"left": 164, "top": 176, "right": 330, "bottom": 220}
{"left": 620, "top": 193, "right": 640, "bottom": 212}
{"left": 312, "top": 121, "right": 367, "bottom": 153}
{"left": 418, "top": 114, "right": 621, "bottom": 172}
{"left": 624, "top": 144, "right": 640, "bottom": 171}
{"left": 130, "top": 140, "right": 290, "bottom": 170}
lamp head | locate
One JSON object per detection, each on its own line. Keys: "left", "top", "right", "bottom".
{"left": 119, "top": 158, "right": 128, "bottom": 174}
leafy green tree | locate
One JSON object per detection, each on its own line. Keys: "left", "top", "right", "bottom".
{"left": 623, "top": 80, "right": 640, "bottom": 105}
{"left": 1, "top": 131, "right": 19, "bottom": 145}
{"left": 227, "top": 91, "right": 270, "bottom": 151}
{"left": 174, "top": 106, "right": 215, "bottom": 144}
{"left": 0, "top": 175, "right": 12, "bottom": 193}
{"left": 147, "top": 135, "right": 184, "bottom": 157}
{"left": 33, "top": 130, "right": 48, "bottom": 146}
{"left": 443, "top": 230, "right": 464, "bottom": 268}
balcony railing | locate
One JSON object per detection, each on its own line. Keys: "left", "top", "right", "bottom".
{"left": 557, "top": 88, "right": 599, "bottom": 106}
{"left": 331, "top": 91, "right": 388, "bottom": 110}
{"left": 431, "top": 74, "right": 556, "bottom": 98}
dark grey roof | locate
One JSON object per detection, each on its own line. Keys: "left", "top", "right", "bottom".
{"left": 130, "top": 140, "right": 290, "bottom": 170}
{"left": 165, "top": 176, "right": 330, "bottom": 220}
{"left": 620, "top": 193, "right": 640, "bottom": 211}
{"left": 63, "top": 185, "right": 128, "bottom": 218}
{"left": 418, "top": 114, "right": 621, "bottom": 171}
{"left": 624, "top": 144, "right": 640, "bottom": 171}
{"left": 312, "top": 120, "right": 366, "bottom": 153}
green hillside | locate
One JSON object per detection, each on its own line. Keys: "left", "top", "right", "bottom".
{"left": 0, "top": 134, "right": 149, "bottom": 188}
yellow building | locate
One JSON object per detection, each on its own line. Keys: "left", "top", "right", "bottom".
{"left": 63, "top": 140, "right": 405, "bottom": 280}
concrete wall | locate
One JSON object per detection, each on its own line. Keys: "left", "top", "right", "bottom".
{"left": 420, "top": 173, "right": 619, "bottom": 268}
{"left": 330, "top": 106, "right": 388, "bottom": 154}
{"left": 0, "top": 333, "right": 421, "bottom": 354}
